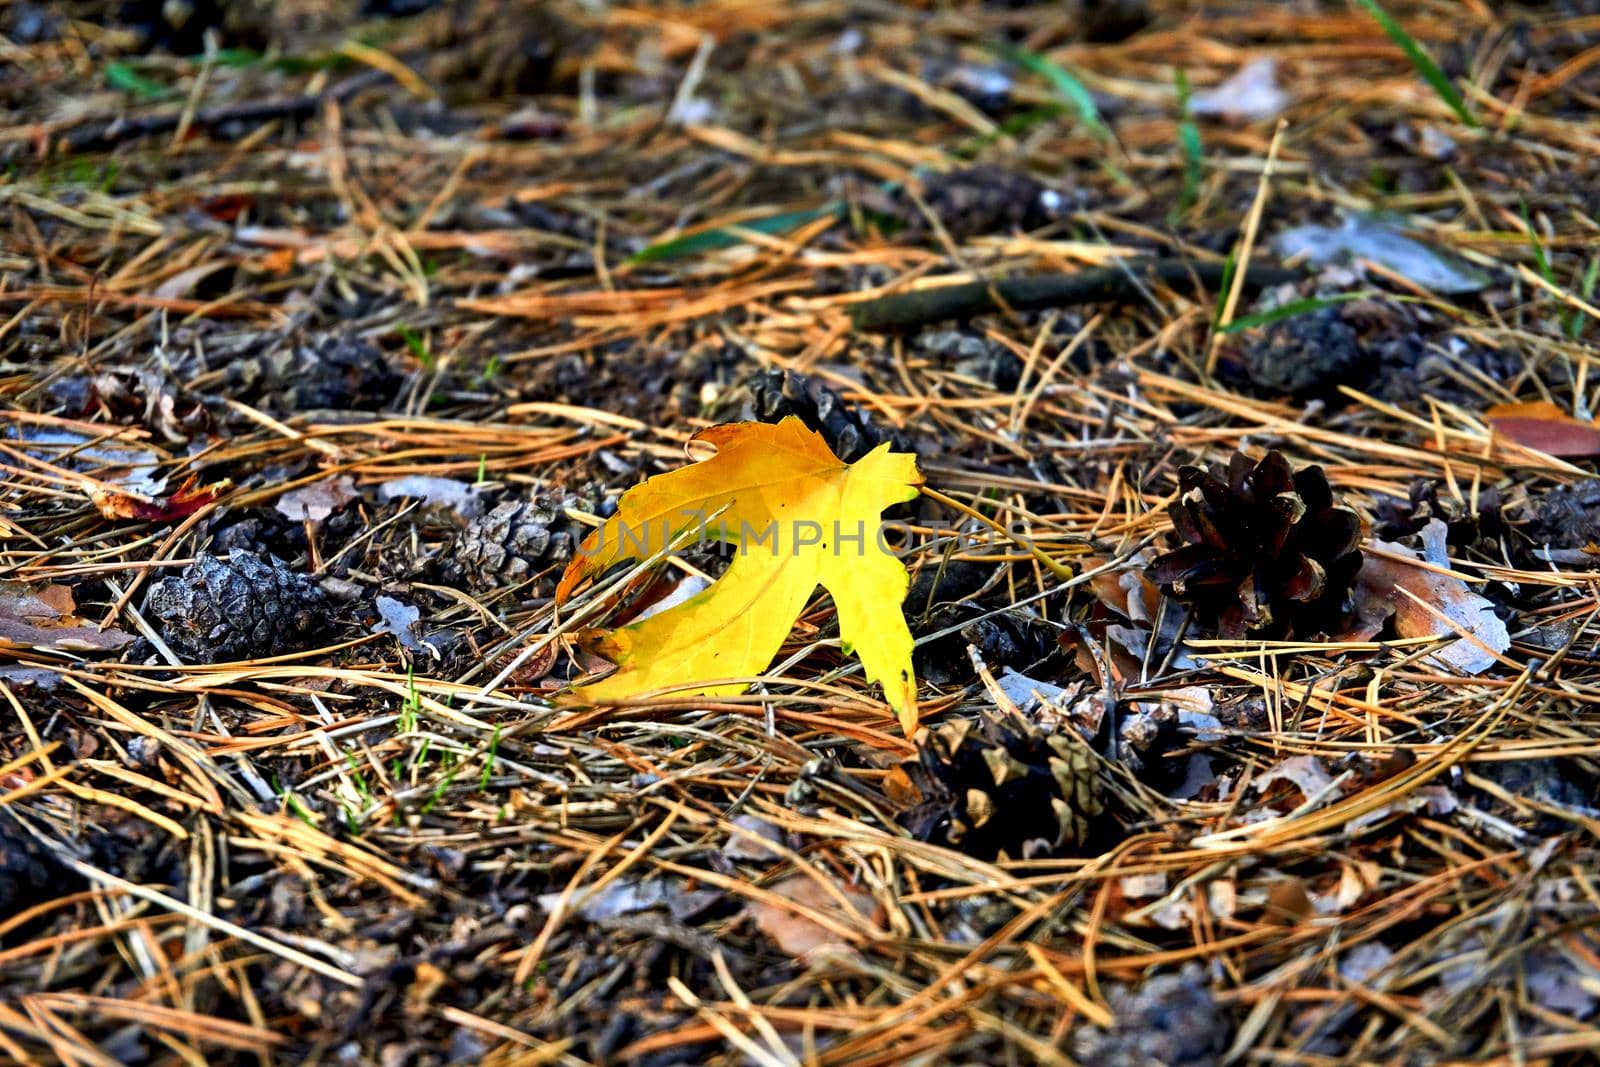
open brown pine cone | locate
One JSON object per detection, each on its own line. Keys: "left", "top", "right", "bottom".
{"left": 1146, "top": 450, "right": 1363, "bottom": 639}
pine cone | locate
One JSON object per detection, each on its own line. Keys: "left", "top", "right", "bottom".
{"left": 1147, "top": 451, "right": 1362, "bottom": 638}
{"left": 1235, "top": 300, "right": 1522, "bottom": 410}
{"left": 900, "top": 166, "right": 1059, "bottom": 241}
{"left": 1376, "top": 479, "right": 1503, "bottom": 547}
{"left": 913, "top": 603, "right": 1060, "bottom": 687}
{"left": 737, "top": 369, "right": 901, "bottom": 463}
{"left": 441, "top": 496, "right": 590, "bottom": 591}
{"left": 1239, "top": 307, "right": 1368, "bottom": 399}
{"left": 1073, "top": 965, "right": 1231, "bottom": 1067}
{"left": 227, "top": 333, "right": 400, "bottom": 414}
{"left": 890, "top": 711, "right": 1105, "bottom": 860}
{"left": 914, "top": 329, "right": 1025, "bottom": 390}
{"left": 0, "top": 813, "right": 57, "bottom": 917}
{"left": 1521, "top": 480, "right": 1600, "bottom": 553}
{"left": 145, "top": 549, "right": 329, "bottom": 662}
{"left": 423, "top": 0, "right": 580, "bottom": 96}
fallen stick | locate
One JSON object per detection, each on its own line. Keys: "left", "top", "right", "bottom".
{"left": 60, "top": 68, "right": 395, "bottom": 152}
{"left": 846, "top": 258, "right": 1302, "bottom": 331}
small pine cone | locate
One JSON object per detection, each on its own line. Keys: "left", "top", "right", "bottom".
{"left": 914, "top": 329, "right": 1025, "bottom": 390}
{"left": 738, "top": 369, "right": 900, "bottom": 463}
{"left": 1239, "top": 307, "right": 1369, "bottom": 399}
{"left": 1520, "top": 480, "right": 1600, "bottom": 553}
{"left": 227, "top": 333, "right": 400, "bottom": 414}
{"left": 145, "top": 549, "right": 329, "bottom": 662}
{"left": 423, "top": 0, "right": 577, "bottom": 96}
{"left": 0, "top": 813, "right": 57, "bottom": 916}
{"left": 901, "top": 166, "right": 1059, "bottom": 241}
{"left": 1073, "top": 965, "right": 1231, "bottom": 1067}
{"left": 1376, "top": 479, "right": 1503, "bottom": 547}
{"left": 890, "top": 711, "right": 1105, "bottom": 860}
{"left": 1147, "top": 451, "right": 1362, "bottom": 639}
{"left": 442, "top": 496, "right": 590, "bottom": 591}
{"left": 912, "top": 603, "right": 1060, "bottom": 687}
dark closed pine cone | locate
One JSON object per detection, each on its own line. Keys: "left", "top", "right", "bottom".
{"left": 1375, "top": 478, "right": 1504, "bottom": 547}
{"left": 1240, "top": 307, "right": 1368, "bottom": 399}
{"left": 423, "top": 0, "right": 582, "bottom": 96}
{"left": 1073, "top": 965, "right": 1231, "bottom": 1067}
{"left": 227, "top": 333, "right": 400, "bottom": 414}
{"left": 442, "top": 496, "right": 590, "bottom": 591}
{"left": 1522, "top": 479, "right": 1600, "bottom": 552}
{"left": 903, "top": 166, "right": 1059, "bottom": 241}
{"left": 145, "top": 549, "right": 329, "bottom": 662}
{"left": 1147, "top": 451, "right": 1362, "bottom": 639}
{"left": 741, "top": 369, "right": 902, "bottom": 463}
{"left": 891, "top": 712, "right": 1105, "bottom": 860}
{"left": 0, "top": 813, "right": 57, "bottom": 917}
{"left": 1235, "top": 300, "right": 1523, "bottom": 410}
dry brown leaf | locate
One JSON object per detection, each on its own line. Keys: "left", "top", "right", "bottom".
{"left": 722, "top": 815, "right": 783, "bottom": 862}
{"left": 276, "top": 476, "right": 358, "bottom": 523}
{"left": 0, "top": 581, "right": 132, "bottom": 652}
{"left": 1485, "top": 400, "right": 1600, "bottom": 457}
{"left": 1189, "top": 58, "right": 1288, "bottom": 122}
{"left": 747, "top": 874, "right": 883, "bottom": 958}
{"left": 1264, "top": 878, "right": 1315, "bottom": 925}
{"left": 153, "top": 261, "right": 234, "bottom": 300}
{"left": 1254, "top": 755, "right": 1338, "bottom": 810}
{"left": 1, "top": 582, "right": 76, "bottom": 618}
{"left": 883, "top": 765, "right": 923, "bottom": 808}
{"left": 1342, "top": 524, "right": 1510, "bottom": 674}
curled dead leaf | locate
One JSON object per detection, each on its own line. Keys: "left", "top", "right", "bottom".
{"left": 1264, "top": 877, "right": 1315, "bottom": 925}
{"left": 1253, "top": 755, "right": 1338, "bottom": 811}
{"left": 722, "top": 814, "right": 784, "bottom": 862}
{"left": 1189, "top": 58, "right": 1288, "bottom": 122}
{"left": 883, "top": 765, "right": 923, "bottom": 808}
{"left": 92, "top": 475, "right": 230, "bottom": 523}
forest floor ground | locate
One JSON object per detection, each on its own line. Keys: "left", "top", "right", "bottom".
{"left": 3, "top": 1, "right": 1600, "bottom": 1064}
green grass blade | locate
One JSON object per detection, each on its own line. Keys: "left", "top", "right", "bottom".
{"left": 1573, "top": 254, "right": 1600, "bottom": 339}
{"left": 627, "top": 205, "right": 839, "bottom": 265}
{"left": 1171, "top": 69, "right": 1204, "bottom": 221}
{"left": 1211, "top": 251, "right": 1238, "bottom": 329}
{"left": 1520, "top": 200, "right": 1590, "bottom": 338}
{"left": 480, "top": 724, "right": 502, "bottom": 791}
{"left": 954, "top": 103, "right": 1064, "bottom": 158}
{"left": 1218, "top": 292, "right": 1374, "bottom": 334}
{"left": 994, "top": 44, "right": 1108, "bottom": 140}
{"left": 1354, "top": 0, "right": 1478, "bottom": 127}
{"left": 1521, "top": 200, "right": 1554, "bottom": 284}
{"left": 105, "top": 62, "right": 170, "bottom": 100}
{"left": 398, "top": 325, "right": 434, "bottom": 370}
{"left": 207, "top": 48, "right": 265, "bottom": 67}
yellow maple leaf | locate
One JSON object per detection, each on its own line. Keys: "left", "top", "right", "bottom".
{"left": 555, "top": 417, "right": 924, "bottom": 733}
